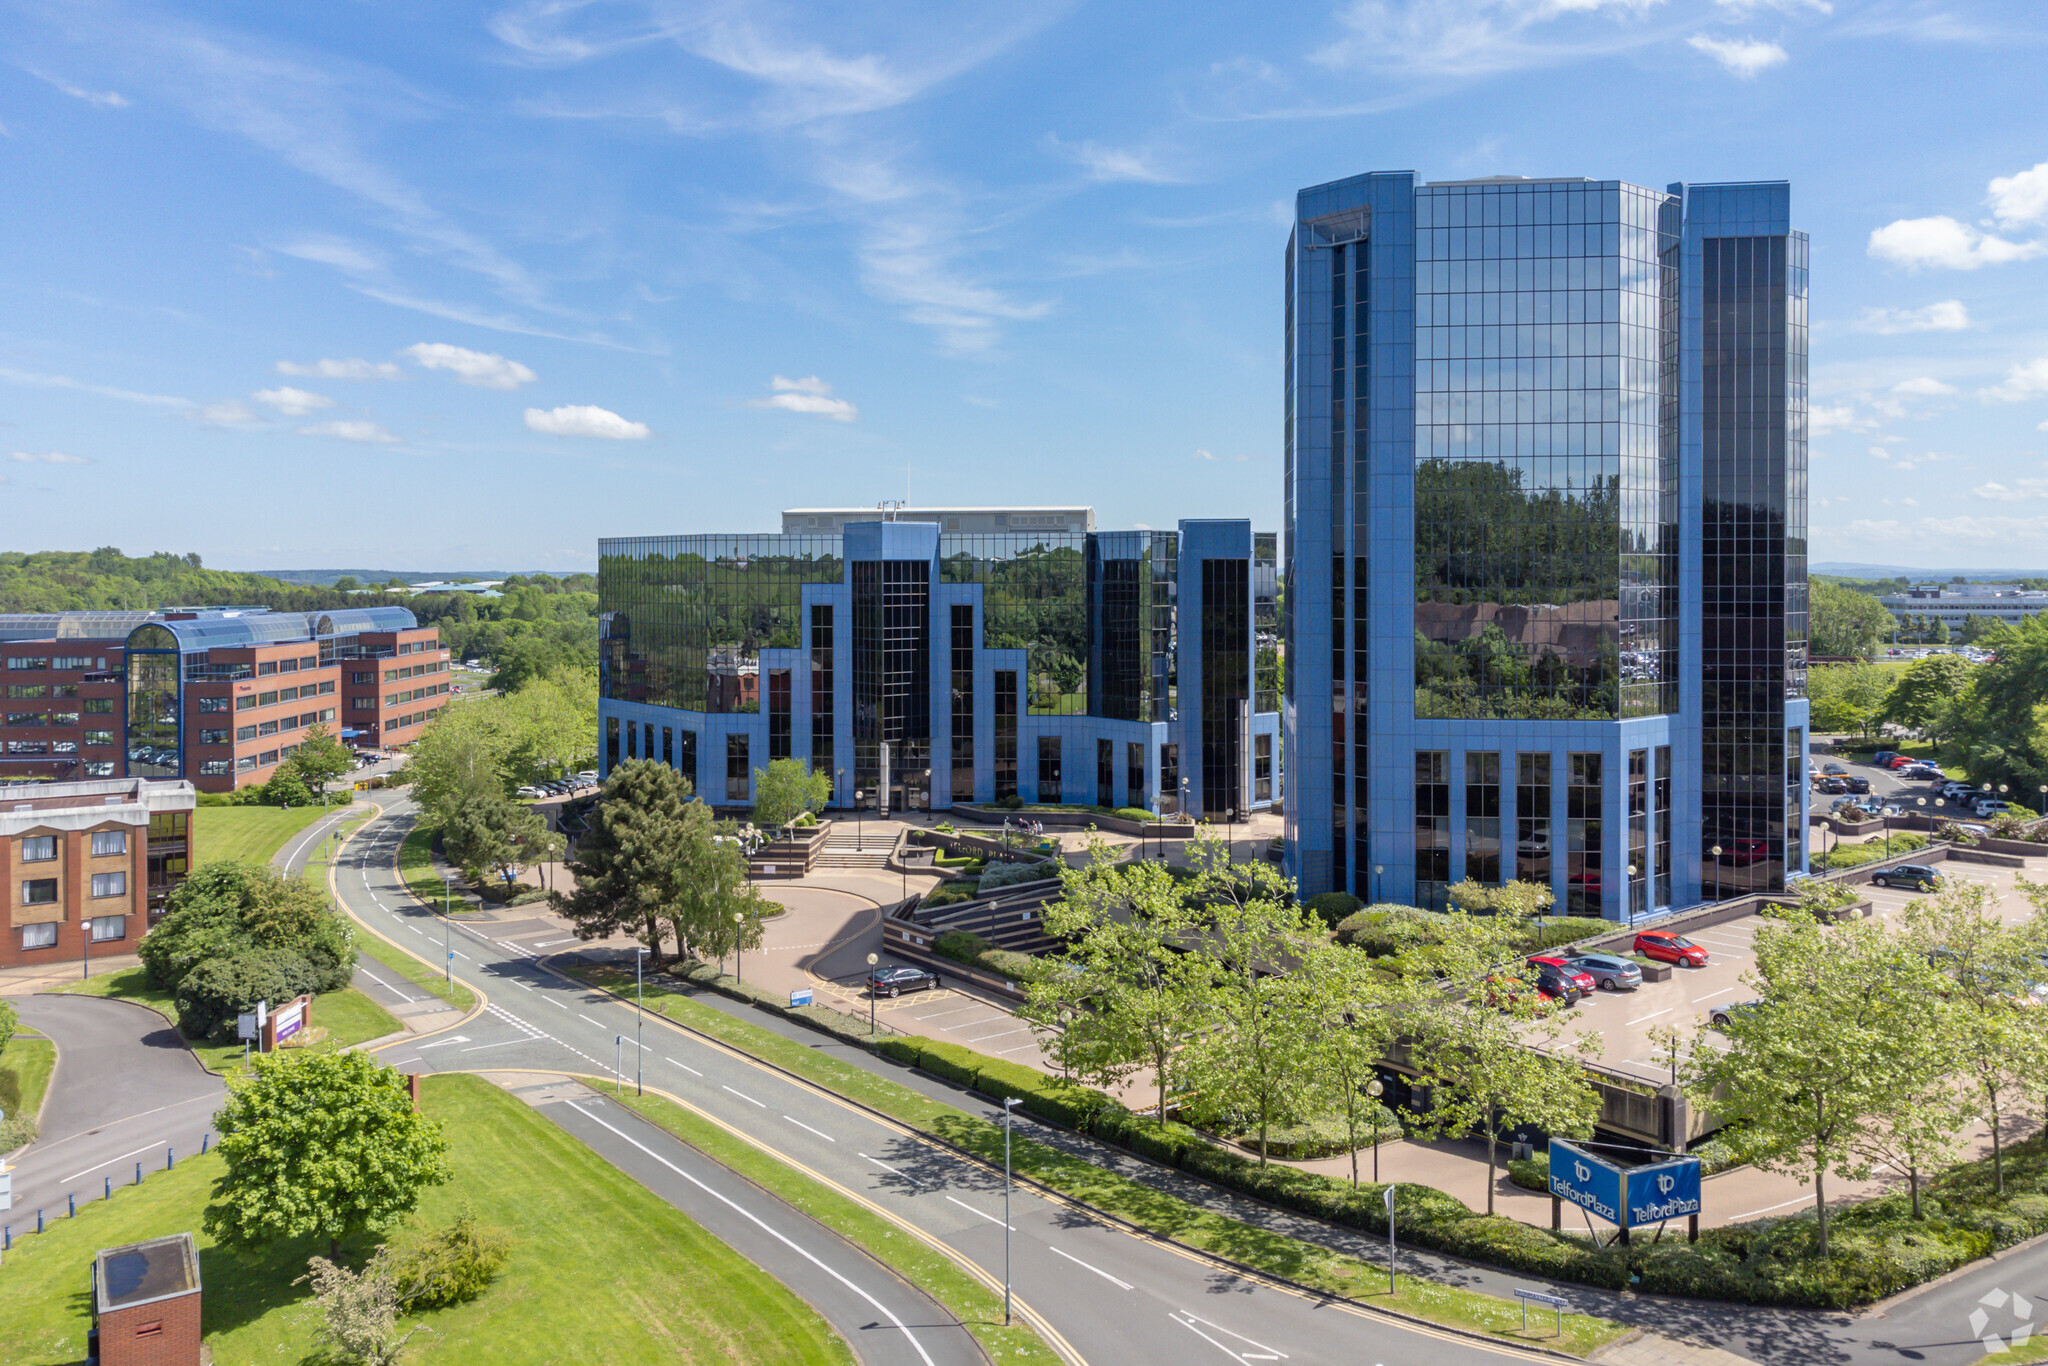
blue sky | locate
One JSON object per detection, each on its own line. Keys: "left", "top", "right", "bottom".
{"left": 2, "top": 0, "right": 2045, "bottom": 572}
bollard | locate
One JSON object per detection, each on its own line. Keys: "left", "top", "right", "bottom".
{"left": 135, "top": 1162, "right": 143, "bottom": 1186}
{"left": 202, "top": 1131, "right": 211, "bottom": 1155}
{"left": 105, "top": 1176, "right": 112, "bottom": 1200}
{"left": 37, "top": 1209, "right": 44, "bottom": 1235}
{"left": 167, "top": 1145, "right": 174, "bottom": 1171}
{"left": 3, "top": 1225, "right": 9, "bottom": 1251}
{"left": 68, "top": 1193, "right": 75, "bottom": 1218}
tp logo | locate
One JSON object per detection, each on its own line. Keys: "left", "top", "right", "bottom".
{"left": 1574, "top": 1161, "right": 1591, "bottom": 1183}
{"left": 1657, "top": 1174, "right": 1676, "bottom": 1195}
{"left": 1968, "top": 1287, "right": 2033, "bottom": 1355}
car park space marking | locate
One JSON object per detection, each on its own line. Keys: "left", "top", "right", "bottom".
{"left": 995, "top": 1041, "right": 1046, "bottom": 1056}
{"left": 945, "top": 1194, "right": 1013, "bottom": 1230}
{"left": 962, "top": 1027, "right": 1032, "bottom": 1046}
{"left": 783, "top": 1114, "right": 836, "bottom": 1143}
{"left": 912, "top": 1004, "right": 985, "bottom": 1021}
{"left": 1627, "top": 1008, "right": 1673, "bottom": 1025}
{"left": 722, "top": 1084, "right": 767, "bottom": 1108}
{"left": 1730, "top": 1195, "right": 1812, "bottom": 1222}
{"left": 1050, "top": 1244, "right": 1133, "bottom": 1290}
{"left": 1694, "top": 990, "right": 1736, "bottom": 1002}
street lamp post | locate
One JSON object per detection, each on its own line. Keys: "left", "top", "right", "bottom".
{"left": 1384, "top": 1184, "right": 1399, "bottom": 1296}
{"left": 1366, "top": 1077, "right": 1386, "bottom": 1184}
{"left": 733, "top": 911, "right": 745, "bottom": 983}
{"left": 615, "top": 1035, "right": 624, "bottom": 1096}
{"left": 866, "top": 952, "right": 879, "bottom": 1036}
{"left": 634, "top": 947, "right": 648, "bottom": 1096}
{"left": 1373, "top": 864, "right": 1384, "bottom": 906}
{"left": 1003, "top": 1097, "right": 1021, "bottom": 1325}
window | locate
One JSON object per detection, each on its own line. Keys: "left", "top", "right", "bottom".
{"left": 92, "top": 830, "right": 127, "bottom": 856}
{"left": 1628, "top": 749, "right": 1649, "bottom": 915}
{"left": 22, "top": 878, "right": 58, "bottom": 905}
{"left": 302, "top": 655, "right": 317, "bottom": 670}
{"left": 1654, "top": 744, "right": 1672, "bottom": 909}
{"left": 352, "top": 672, "right": 375, "bottom": 685}
{"left": 193, "top": 728, "right": 223, "bottom": 746}
{"left": 235, "top": 724, "right": 257, "bottom": 741}
{"left": 8, "top": 656, "right": 50, "bottom": 670}
{"left": 54, "top": 656, "right": 95, "bottom": 671}
{"left": 90, "top": 914, "right": 126, "bottom": 941}
{"left": 52, "top": 684, "right": 78, "bottom": 698}
{"left": 91, "top": 871, "right": 127, "bottom": 897}
{"left": 278, "top": 657, "right": 300, "bottom": 673}
{"left": 1465, "top": 752, "right": 1501, "bottom": 885}
{"left": 88, "top": 697, "right": 119, "bottom": 714}
{"left": 200, "top": 759, "right": 231, "bottom": 776}
{"left": 84, "top": 761, "right": 115, "bottom": 777}
{"left": 5, "top": 712, "right": 46, "bottom": 727}
{"left": 1516, "top": 753, "right": 1552, "bottom": 886}
{"left": 1415, "top": 751, "right": 1450, "bottom": 909}
{"left": 258, "top": 720, "right": 278, "bottom": 737}
{"left": 1130, "top": 741, "right": 1148, "bottom": 809}
{"left": 319, "top": 680, "right": 336, "bottom": 695}
{"left": 384, "top": 670, "right": 399, "bottom": 683}
{"left": 1159, "top": 742, "right": 1180, "bottom": 814}
{"left": 726, "top": 733, "right": 750, "bottom": 802}
{"left": 258, "top": 749, "right": 279, "bottom": 766}
{"left": 21, "top": 921, "right": 57, "bottom": 949}
{"left": 1037, "top": 736, "right": 1063, "bottom": 802}
{"left": 353, "top": 698, "right": 375, "bottom": 710}
{"left": 236, "top": 755, "right": 258, "bottom": 771}
{"left": 1567, "top": 752, "right": 1603, "bottom": 916}
{"left": 1253, "top": 734, "right": 1273, "bottom": 804}
{"left": 279, "top": 686, "right": 299, "bottom": 702}
{"left": 21, "top": 835, "right": 56, "bottom": 862}
{"left": 319, "top": 708, "right": 336, "bottom": 723}
{"left": 86, "top": 729, "right": 117, "bottom": 746}
{"left": 606, "top": 716, "right": 619, "bottom": 772}
{"left": 7, "top": 685, "right": 47, "bottom": 699}
{"left": 52, "top": 740, "right": 77, "bottom": 754}
{"left": 257, "top": 661, "right": 277, "bottom": 677}
{"left": 50, "top": 711, "right": 79, "bottom": 726}
{"left": 236, "top": 695, "right": 257, "bottom": 711}
{"left": 993, "top": 670, "right": 1018, "bottom": 801}
{"left": 1098, "top": 737, "right": 1115, "bottom": 808}
{"left": 258, "top": 691, "right": 278, "bottom": 706}
{"left": 950, "top": 604, "right": 974, "bottom": 801}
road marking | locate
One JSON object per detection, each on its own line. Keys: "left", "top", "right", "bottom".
{"left": 544, "top": 998, "right": 567, "bottom": 1009}
{"left": 961, "top": 1027, "right": 1031, "bottom": 1046}
{"left": 511, "top": 981, "right": 532, "bottom": 991}
{"left": 667, "top": 1057, "right": 703, "bottom": 1076}
{"left": 579, "top": 1014, "right": 606, "bottom": 1028}
{"left": 61, "top": 1142, "right": 166, "bottom": 1185}
{"left": 458, "top": 1039, "right": 529, "bottom": 1053}
{"left": 413, "top": 1036, "right": 471, "bottom": 1050}
{"left": 723, "top": 1084, "right": 766, "bottom": 1108}
{"left": 1693, "top": 990, "right": 1734, "bottom": 1002}
{"left": 784, "top": 1115, "right": 836, "bottom": 1142}
{"left": 912, "top": 1004, "right": 984, "bottom": 1021}
{"left": 994, "top": 1041, "right": 1044, "bottom": 1056}
{"left": 355, "top": 968, "right": 415, "bottom": 1003}
{"left": 533, "top": 938, "right": 572, "bottom": 948}
{"left": 451, "top": 950, "right": 472, "bottom": 961}
{"left": 1171, "top": 1310, "right": 1288, "bottom": 1362}
{"left": 946, "top": 1194, "right": 1013, "bottom": 1230}
{"left": 1050, "top": 1244, "right": 1133, "bottom": 1289}
{"left": 861, "top": 1153, "right": 920, "bottom": 1187}
{"left": 1626, "top": 1008, "right": 1672, "bottom": 1025}
{"left": 1730, "top": 1195, "right": 1811, "bottom": 1221}
{"left": 563, "top": 1100, "right": 937, "bottom": 1366}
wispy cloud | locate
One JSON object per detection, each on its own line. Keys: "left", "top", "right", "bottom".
{"left": 402, "top": 342, "right": 537, "bottom": 390}
{"left": 1196, "top": 448, "right": 1252, "bottom": 463}
{"left": 252, "top": 386, "right": 335, "bottom": 416}
{"left": 1687, "top": 34, "right": 1787, "bottom": 76}
{"left": 523, "top": 405, "right": 652, "bottom": 439}
{"left": 1046, "top": 135, "right": 1183, "bottom": 184}
{"left": 1312, "top": 0, "right": 1671, "bottom": 80}
{"left": 0, "top": 365, "right": 190, "bottom": 408}
{"left": 299, "top": 419, "right": 398, "bottom": 443}
{"left": 1854, "top": 300, "right": 1970, "bottom": 334}
{"left": 1970, "top": 480, "right": 2048, "bottom": 501}
{"left": 9, "top": 450, "right": 91, "bottom": 465}
{"left": 276, "top": 357, "right": 403, "bottom": 380}
{"left": 27, "top": 69, "right": 130, "bottom": 108}
{"left": 1891, "top": 376, "right": 1957, "bottom": 397}
{"left": 749, "top": 375, "right": 857, "bottom": 422}
{"left": 187, "top": 401, "right": 259, "bottom": 426}
{"left": 1983, "top": 356, "right": 2048, "bottom": 403}
{"left": 275, "top": 235, "right": 384, "bottom": 276}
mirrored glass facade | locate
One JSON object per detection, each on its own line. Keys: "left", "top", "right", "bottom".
{"left": 1285, "top": 172, "right": 1808, "bottom": 919}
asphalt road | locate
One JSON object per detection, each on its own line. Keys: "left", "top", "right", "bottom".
{"left": 335, "top": 796, "right": 1548, "bottom": 1366}
{"left": 4, "top": 994, "right": 224, "bottom": 1227}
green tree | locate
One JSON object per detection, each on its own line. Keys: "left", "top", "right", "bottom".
{"left": 1806, "top": 661, "right": 1897, "bottom": 737}
{"left": 174, "top": 947, "right": 320, "bottom": 1039}
{"left": 1960, "top": 612, "right": 1991, "bottom": 645}
{"left": 657, "top": 801, "right": 773, "bottom": 966}
{"left": 752, "top": 757, "right": 832, "bottom": 830}
{"left": 297, "top": 1248, "right": 425, "bottom": 1366}
{"left": 332, "top": 576, "right": 360, "bottom": 593}
{"left": 443, "top": 793, "right": 550, "bottom": 885}
{"left": 1931, "top": 616, "right": 1952, "bottom": 645}
{"left": 1297, "top": 939, "right": 1427, "bottom": 1187}
{"left": 1029, "top": 838, "right": 1212, "bottom": 1122}
{"left": 262, "top": 767, "right": 315, "bottom": 808}
{"left": 1446, "top": 877, "right": 1555, "bottom": 919}
{"left": 1949, "top": 614, "right": 2048, "bottom": 799}
{"left": 1684, "top": 912, "right": 1939, "bottom": 1253}
{"left": 290, "top": 723, "right": 356, "bottom": 797}
{"left": 141, "top": 861, "right": 355, "bottom": 994}
{"left": 1810, "top": 579, "right": 1896, "bottom": 660}
{"left": 556, "top": 759, "right": 697, "bottom": 957}
{"left": 406, "top": 711, "right": 510, "bottom": 830}
{"left": 207, "top": 1050, "right": 451, "bottom": 1259}
{"left": 1882, "top": 654, "right": 1973, "bottom": 747}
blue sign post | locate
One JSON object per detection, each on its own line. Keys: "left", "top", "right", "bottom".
{"left": 1548, "top": 1139, "right": 1701, "bottom": 1245}
{"left": 789, "top": 988, "right": 814, "bottom": 1008}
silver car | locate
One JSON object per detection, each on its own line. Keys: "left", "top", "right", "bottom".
{"left": 1564, "top": 950, "right": 1642, "bottom": 991}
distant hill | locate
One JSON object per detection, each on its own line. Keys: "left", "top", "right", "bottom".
{"left": 1812, "top": 563, "right": 2048, "bottom": 581}
{"left": 255, "top": 569, "right": 529, "bottom": 587}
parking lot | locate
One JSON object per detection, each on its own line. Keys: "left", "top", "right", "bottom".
{"left": 813, "top": 972, "right": 1049, "bottom": 1059}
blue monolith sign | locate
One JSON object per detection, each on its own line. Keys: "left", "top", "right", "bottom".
{"left": 1550, "top": 1140, "right": 1702, "bottom": 1231}
{"left": 1547, "top": 1139, "right": 1622, "bottom": 1224}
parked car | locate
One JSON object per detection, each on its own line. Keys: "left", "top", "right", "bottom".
{"left": 1483, "top": 969, "right": 1572, "bottom": 1010}
{"left": 516, "top": 785, "right": 545, "bottom": 798}
{"left": 1842, "top": 776, "right": 1873, "bottom": 795}
{"left": 1528, "top": 955, "right": 1596, "bottom": 998}
{"left": 1873, "top": 750, "right": 1899, "bottom": 766}
{"left": 1563, "top": 950, "right": 1642, "bottom": 991}
{"left": 1829, "top": 796, "right": 1866, "bottom": 813}
{"left": 1635, "top": 930, "right": 1709, "bottom": 967}
{"left": 1709, "top": 999, "right": 1765, "bottom": 1030}
{"left": 1872, "top": 864, "right": 1943, "bottom": 892}
{"left": 1974, "top": 799, "right": 2015, "bottom": 818}
{"left": 1939, "top": 781, "right": 1978, "bottom": 800}
{"left": 1901, "top": 766, "right": 1944, "bottom": 781}
{"left": 1814, "top": 777, "right": 1848, "bottom": 794}
{"left": 1823, "top": 763, "right": 1848, "bottom": 776}
{"left": 866, "top": 966, "right": 938, "bottom": 998}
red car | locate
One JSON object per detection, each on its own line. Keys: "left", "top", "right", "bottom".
{"left": 1634, "top": 930, "right": 1709, "bottom": 967}
{"left": 1528, "top": 955, "right": 1596, "bottom": 998}
{"left": 1885, "top": 755, "right": 1920, "bottom": 770}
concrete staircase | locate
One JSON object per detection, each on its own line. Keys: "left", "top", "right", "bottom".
{"left": 815, "top": 827, "right": 894, "bottom": 870}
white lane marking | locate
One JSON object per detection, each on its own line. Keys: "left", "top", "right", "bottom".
{"left": 994, "top": 1041, "right": 1044, "bottom": 1056}
{"left": 1626, "top": 1008, "right": 1672, "bottom": 1025}
{"left": 861, "top": 1153, "right": 921, "bottom": 1187}
{"left": 667, "top": 1057, "right": 703, "bottom": 1077}
{"left": 946, "top": 1194, "right": 1013, "bottom": 1230}
{"left": 533, "top": 938, "right": 573, "bottom": 948}
{"left": 784, "top": 1115, "right": 836, "bottom": 1143}
{"left": 544, "top": 998, "right": 567, "bottom": 1008}
{"left": 413, "top": 1036, "right": 471, "bottom": 1050}
{"left": 458, "top": 1039, "right": 529, "bottom": 1053}
{"left": 405, "top": 924, "right": 424, "bottom": 936}
{"left": 1171, "top": 1310, "right": 1289, "bottom": 1362}
{"left": 960, "top": 1027, "right": 1030, "bottom": 1046}
{"left": 511, "top": 981, "right": 533, "bottom": 991}
{"left": 579, "top": 1014, "right": 606, "bottom": 1028}
{"left": 61, "top": 1141, "right": 166, "bottom": 1185}
{"left": 1730, "top": 1195, "right": 1812, "bottom": 1221}
{"left": 563, "top": 1100, "right": 937, "bottom": 1366}
{"left": 1050, "top": 1244, "right": 1133, "bottom": 1290}
{"left": 1693, "top": 990, "right": 1734, "bottom": 1002}
{"left": 911, "top": 1004, "right": 984, "bottom": 1021}
{"left": 355, "top": 968, "right": 415, "bottom": 1003}
{"left": 451, "top": 949, "right": 472, "bottom": 961}
{"left": 723, "top": 1084, "right": 767, "bottom": 1108}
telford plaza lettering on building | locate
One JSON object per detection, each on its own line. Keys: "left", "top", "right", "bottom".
{"left": 1547, "top": 1138, "right": 1702, "bottom": 1245}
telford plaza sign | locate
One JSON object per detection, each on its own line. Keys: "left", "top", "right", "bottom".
{"left": 1547, "top": 1138, "right": 1702, "bottom": 1246}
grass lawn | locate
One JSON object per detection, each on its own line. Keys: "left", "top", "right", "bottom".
{"left": 354, "top": 936, "right": 479, "bottom": 1013}
{"left": 193, "top": 803, "right": 335, "bottom": 867}
{"left": 2, "top": 1035, "right": 57, "bottom": 1127}
{"left": 0, "top": 1073, "right": 855, "bottom": 1366}
{"left": 299, "top": 812, "right": 374, "bottom": 890}
{"left": 397, "top": 824, "right": 489, "bottom": 915}
{"left": 46, "top": 968, "right": 400, "bottom": 1077}
{"left": 561, "top": 964, "right": 1627, "bottom": 1357}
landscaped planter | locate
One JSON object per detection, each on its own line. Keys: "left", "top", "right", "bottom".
{"left": 1638, "top": 961, "right": 1673, "bottom": 983}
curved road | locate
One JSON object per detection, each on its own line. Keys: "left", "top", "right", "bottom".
{"left": 335, "top": 795, "right": 1549, "bottom": 1366}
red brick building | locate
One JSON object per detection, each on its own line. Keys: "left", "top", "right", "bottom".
{"left": 91, "top": 1232, "right": 204, "bottom": 1366}
{"left": 1, "top": 607, "right": 446, "bottom": 794}
{"left": 2, "top": 776, "right": 195, "bottom": 969}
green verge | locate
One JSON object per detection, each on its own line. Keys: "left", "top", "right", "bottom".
{"left": 357, "top": 937, "right": 480, "bottom": 1013}
{"left": 616, "top": 1090, "right": 1063, "bottom": 1366}
{"left": 193, "top": 803, "right": 333, "bottom": 866}
{"left": 299, "top": 813, "right": 374, "bottom": 889}
{"left": 46, "top": 968, "right": 401, "bottom": 1077}
{"left": 398, "top": 824, "right": 492, "bottom": 916}
{"left": 558, "top": 963, "right": 1625, "bottom": 1357}
{"left": 2, "top": 1035, "right": 56, "bottom": 1126}
{"left": 0, "top": 1073, "right": 855, "bottom": 1366}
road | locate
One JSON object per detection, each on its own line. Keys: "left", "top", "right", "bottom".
{"left": 3, "top": 994, "right": 224, "bottom": 1227}
{"left": 334, "top": 795, "right": 1552, "bottom": 1366}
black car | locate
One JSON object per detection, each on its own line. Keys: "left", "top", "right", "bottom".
{"left": 866, "top": 966, "right": 938, "bottom": 998}
{"left": 1814, "top": 777, "right": 1848, "bottom": 794}
{"left": 1841, "top": 776, "right": 1872, "bottom": 795}
{"left": 1527, "top": 961, "right": 1585, "bottom": 1007}
{"left": 1872, "top": 864, "right": 1943, "bottom": 893}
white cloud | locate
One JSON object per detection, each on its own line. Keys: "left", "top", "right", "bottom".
{"left": 9, "top": 450, "right": 90, "bottom": 465}
{"left": 0, "top": 364, "right": 190, "bottom": 408}
{"left": 299, "top": 419, "right": 398, "bottom": 443}
{"left": 276, "top": 235, "right": 383, "bottom": 276}
{"left": 1988, "top": 160, "right": 2048, "bottom": 229}
{"left": 523, "top": 405, "right": 651, "bottom": 439}
{"left": 1714, "top": 0, "right": 1830, "bottom": 11}
{"left": 1970, "top": 480, "right": 2048, "bottom": 501}
{"left": 1983, "top": 356, "right": 2048, "bottom": 403}
{"left": 1854, "top": 300, "right": 1970, "bottom": 334}
{"left": 402, "top": 342, "right": 537, "bottom": 390}
{"left": 252, "top": 386, "right": 335, "bottom": 417}
{"left": 1810, "top": 402, "right": 1876, "bottom": 436}
{"left": 276, "top": 357, "right": 403, "bottom": 380}
{"left": 1314, "top": 0, "right": 1669, "bottom": 79}
{"left": 1047, "top": 136, "right": 1181, "bottom": 185}
{"left": 1868, "top": 216, "right": 2042, "bottom": 270}
{"left": 749, "top": 376, "right": 858, "bottom": 422}
{"left": 2040, "top": 418, "right": 2048, "bottom": 432}
{"left": 32, "top": 71, "right": 130, "bottom": 108}
{"left": 189, "top": 401, "right": 258, "bottom": 425}
{"left": 1196, "top": 448, "right": 1251, "bottom": 463}
{"left": 1891, "top": 377, "right": 1958, "bottom": 397}
{"left": 1687, "top": 34, "right": 1787, "bottom": 77}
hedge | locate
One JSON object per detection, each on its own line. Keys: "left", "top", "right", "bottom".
{"left": 1304, "top": 891, "right": 1363, "bottom": 930}
{"left": 933, "top": 929, "right": 1042, "bottom": 983}
{"left": 1810, "top": 831, "right": 1930, "bottom": 871}
{"left": 979, "top": 859, "right": 1058, "bottom": 892}
{"left": 661, "top": 961, "right": 905, "bottom": 1044}
{"left": 922, "top": 881, "right": 979, "bottom": 909}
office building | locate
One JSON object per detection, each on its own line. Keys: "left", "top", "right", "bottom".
{"left": 1, "top": 608, "right": 447, "bottom": 792}
{"left": 2, "top": 776, "right": 195, "bottom": 968}
{"left": 781, "top": 506, "right": 1096, "bottom": 535}
{"left": 1284, "top": 172, "right": 1808, "bottom": 918}
{"left": 1877, "top": 583, "right": 2048, "bottom": 633}
{"left": 599, "top": 519, "right": 1279, "bottom": 815}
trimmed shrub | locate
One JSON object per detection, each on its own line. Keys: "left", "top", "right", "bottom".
{"left": 875, "top": 1037, "right": 922, "bottom": 1067}
{"left": 1508, "top": 1150, "right": 1549, "bottom": 1191}
{"left": 174, "top": 947, "right": 320, "bottom": 1039}
{"left": 1811, "top": 831, "right": 1931, "bottom": 871}
{"left": 1304, "top": 891, "right": 1363, "bottom": 930}
{"left": 392, "top": 1207, "right": 511, "bottom": 1311}
{"left": 921, "top": 881, "right": 979, "bottom": 909}
{"left": 998, "top": 794, "right": 1024, "bottom": 810}
{"left": 1332, "top": 904, "right": 1438, "bottom": 954}
{"left": 979, "top": 859, "right": 1057, "bottom": 892}
{"left": 1516, "top": 916, "right": 1613, "bottom": 953}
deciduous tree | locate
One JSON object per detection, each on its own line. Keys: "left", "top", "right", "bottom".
{"left": 752, "top": 757, "right": 832, "bottom": 831}
{"left": 290, "top": 723, "right": 356, "bottom": 797}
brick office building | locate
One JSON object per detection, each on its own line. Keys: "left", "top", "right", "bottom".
{"left": 2, "top": 607, "right": 448, "bottom": 794}
{"left": 2, "top": 776, "right": 196, "bottom": 969}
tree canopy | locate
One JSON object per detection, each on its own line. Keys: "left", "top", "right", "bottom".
{"left": 1808, "top": 579, "right": 1896, "bottom": 661}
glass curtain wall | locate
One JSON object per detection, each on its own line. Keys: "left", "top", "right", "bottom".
{"left": 852, "top": 560, "right": 930, "bottom": 810}
{"left": 1465, "top": 752, "right": 1501, "bottom": 884}
{"left": 1567, "top": 752, "right": 1603, "bottom": 915}
{"left": 810, "top": 604, "right": 834, "bottom": 778}
{"left": 1201, "top": 558, "right": 1250, "bottom": 816}
{"left": 124, "top": 624, "right": 180, "bottom": 778}
{"left": 1415, "top": 751, "right": 1450, "bottom": 909}
{"left": 951, "top": 604, "right": 974, "bottom": 801}
{"left": 1516, "top": 752, "right": 1552, "bottom": 884}
{"left": 993, "top": 670, "right": 1019, "bottom": 800}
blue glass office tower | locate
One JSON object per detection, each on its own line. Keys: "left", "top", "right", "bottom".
{"left": 1283, "top": 173, "right": 1808, "bottom": 918}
